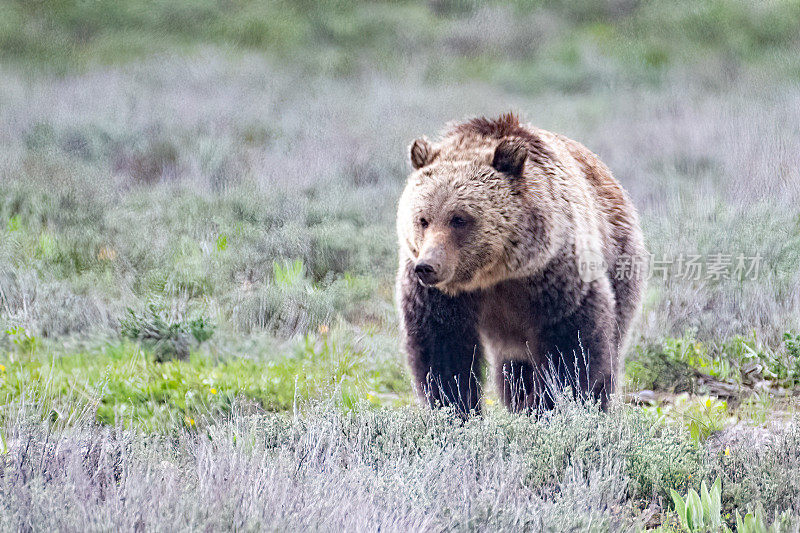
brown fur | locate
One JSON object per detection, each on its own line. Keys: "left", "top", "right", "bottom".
{"left": 397, "top": 113, "right": 646, "bottom": 415}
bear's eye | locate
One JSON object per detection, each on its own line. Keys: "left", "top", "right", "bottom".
{"left": 450, "top": 216, "right": 468, "bottom": 228}
{"left": 419, "top": 217, "right": 429, "bottom": 229}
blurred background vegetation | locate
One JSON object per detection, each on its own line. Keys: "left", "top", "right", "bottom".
{"left": 3, "top": 0, "right": 800, "bottom": 78}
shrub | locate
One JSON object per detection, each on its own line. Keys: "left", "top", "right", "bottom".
{"left": 120, "top": 304, "right": 214, "bottom": 362}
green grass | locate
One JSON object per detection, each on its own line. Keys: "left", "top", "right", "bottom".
{"left": 4, "top": 324, "right": 792, "bottom": 444}
{"left": 0, "top": 328, "right": 410, "bottom": 430}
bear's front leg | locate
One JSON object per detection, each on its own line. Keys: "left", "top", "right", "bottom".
{"left": 398, "top": 262, "right": 484, "bottom": 417}
{"left": 539, "top": 279, "right": 618, "bottom": 411}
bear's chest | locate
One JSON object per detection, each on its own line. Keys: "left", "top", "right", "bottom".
{"left": 477, "top": 255, "right": 588, "bottom": 363}
{"left": 478, "top": 280, "right": 543, "bottom": 363}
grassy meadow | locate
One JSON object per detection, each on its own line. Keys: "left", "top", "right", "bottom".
{"left": 2, "top": 0, "right": 800, "bottom": 530}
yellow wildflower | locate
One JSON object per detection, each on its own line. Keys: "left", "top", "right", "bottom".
{"left": 185, "top": 416, "right": 195, "bottom": 427}
{"left": 0, "top": 364, "right": 5, "bottom": 372}
{"left": 210, "top": 388, "right": 217, "bottom": 395}
{"left": 724, "top": 447, "right": 731, "bottom": 456}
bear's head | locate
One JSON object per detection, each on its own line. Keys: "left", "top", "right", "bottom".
{"left": 397, "top": 136, "right": 543, "bottom": 295}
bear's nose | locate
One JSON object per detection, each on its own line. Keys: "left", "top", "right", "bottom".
{"left": 414, "top": 262, "right": 438, "bottom": 285}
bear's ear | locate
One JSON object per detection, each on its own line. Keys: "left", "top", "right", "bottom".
{"left": 409, "top": 137, "right": 433, "bottom": 170}
{"left": 491, "top": 139, "right": 527, "bottom": 179}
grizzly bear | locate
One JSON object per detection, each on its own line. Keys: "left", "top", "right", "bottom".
{"left": 396, "top": 113, "right": 646, "bottom": 415}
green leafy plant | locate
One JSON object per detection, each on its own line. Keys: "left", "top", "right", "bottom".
{"left": 6, "top": 215, "right": 20, "bottom": 232}
{"left": 736, "top": 505, "right": 800, "bottom": 533}
{"left": 645, "top": 395, "right": 734, "bottom": 443}
{"left": 736, "top": 505, "right": 768, "bottom": 533}
{"left": 120, "top": 304, "right": 215, "bottom": 362}
{"left": 5, "top": 326, "right": 39, "bottom": 356}
{"left": 784, "top": 333, "right": 800, "bottom": 358}
{"left": 188, "top": 317, "right": 215, "bottom": 344}
{"left": 670, "top": 478, "right": 723, "bottom": 532}
{"left": 683, "top": 396, "right": 731, "bottom": 443}
{"left": 678, "top": 339, "right": 734, "bottom": 382}
{"left": 215, "top": 234, "right": 228, "bottom": 252}
{"left": 775, "top": 332, "right": 800, "bottom": 386}
{"left": 273, "top": 259, "right": 306, "bottom": 287}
